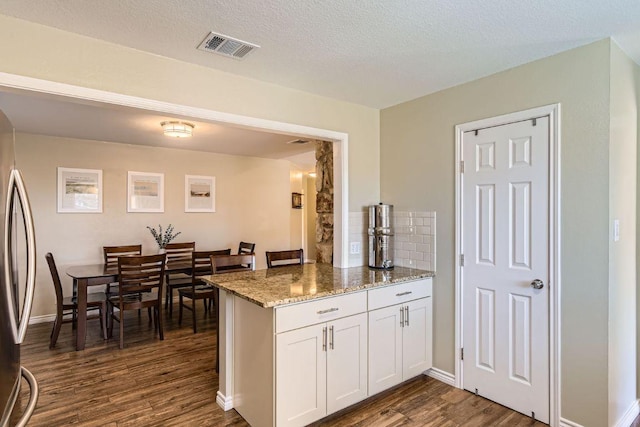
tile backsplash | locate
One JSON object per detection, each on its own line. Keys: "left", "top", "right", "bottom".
{"left": 348, "top": 210, "right": 436, "bottom": 271}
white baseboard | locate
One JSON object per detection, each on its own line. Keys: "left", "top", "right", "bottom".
{"left": 425, "top": 367, "right": 455, "bottom": 386}
{"left": 560, "top": 418, "right": 584, "bottom": 427}
{"left": 28, "top": 314, "right": 55, "bottom": 325}
{"left": 216, "top": 391, "right": 234, "bottom": 411}
{"left": 616, "top": 399, "right": 640, "bottom": 427}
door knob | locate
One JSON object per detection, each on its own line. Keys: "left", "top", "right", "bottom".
{"left": 530, "top": 279, "right": 544, "bottom": 290}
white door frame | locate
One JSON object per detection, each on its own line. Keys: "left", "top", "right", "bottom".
{"left": 0, "top": 71, "right": 349, "bottom": 267}
{"left": 454, "top": 104, "right": 561, "bottom": 426}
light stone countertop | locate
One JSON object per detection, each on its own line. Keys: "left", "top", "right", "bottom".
{"left": 201, "top": 263, "right": 435, "bottom": 308}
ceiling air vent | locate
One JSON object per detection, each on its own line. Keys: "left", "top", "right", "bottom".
{"left": 197, "top": 31, "right": 259, "bottom": 60}
{"left": 287, "top": 139, "right": 310, "bottom": 145}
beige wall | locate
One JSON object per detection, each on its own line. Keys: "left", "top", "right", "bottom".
{"left": 0, "top": 15, "right": 380, "bottom": 212}
{"left": 381, "top": 40, "right": 612, "bottom": 425}
{"left": 16, "top": 133, "right": 296, "bottom": 318}
{"left": 608, "top": 41, "right": 638, "bottom": 426}
{"left": 289, "top": 166, "right": 304, "bottom": 250}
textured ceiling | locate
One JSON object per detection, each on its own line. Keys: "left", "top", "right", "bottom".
{"left": 1, "top": 0, "right": 640, "bottom": 108}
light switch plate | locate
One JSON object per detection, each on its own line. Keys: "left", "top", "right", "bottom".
{"left": 350, "top": 242, "right": 361, "bottom": 254}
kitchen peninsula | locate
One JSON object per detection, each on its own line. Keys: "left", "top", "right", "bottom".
{"left": 203, "top": 264, "right": 435, "bottom": 427}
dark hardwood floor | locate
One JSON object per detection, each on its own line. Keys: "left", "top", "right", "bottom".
{"left": 12, "top": 305, "right": 546, "bottom": 426}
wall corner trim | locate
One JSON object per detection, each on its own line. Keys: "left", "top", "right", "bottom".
{"left": 425, "top": 368, "right": 455, "bottom": 386}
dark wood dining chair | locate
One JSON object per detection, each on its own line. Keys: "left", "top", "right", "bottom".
{"left": 163, "top": 241, "right": 195, "bottom": 313}
{"left": 178, "top": 250, "right": 231, "bottom": 333}
{"left": 46, "top": 252, "right": 107, "bottom": 348}
{"left": 103, "top": 244, "right": 142, "bottom": 295}
{"left": 265, "top": 249, "right": 304, "bottom": 268}
{"left": 107, "top": 254, "right": 166, "bottom": 349}
{"left": 238, "top": 241, "right": 256, "bottom": 255}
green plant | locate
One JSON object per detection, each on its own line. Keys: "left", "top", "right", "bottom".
{"left": 146, "top": 224, "right": 181, "bottom": 249}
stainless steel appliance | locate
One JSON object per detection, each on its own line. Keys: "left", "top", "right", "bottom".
{"left": 368, "top": 203, "right": 394, "bottom": 269}
{"left": 0, "top": 110, "right": 38, "bottom": 427}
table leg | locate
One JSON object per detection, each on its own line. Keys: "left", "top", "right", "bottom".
{"left": 76, "top": 278, "right": 88, "bottom": 351}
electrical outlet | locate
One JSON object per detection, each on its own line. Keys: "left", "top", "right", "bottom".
{"left": 350, "top": 242, "right": 361, "bottom": 254}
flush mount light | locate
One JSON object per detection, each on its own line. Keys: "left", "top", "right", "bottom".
{"left": 161, "top": 121, "right": 194, "bottom": 138}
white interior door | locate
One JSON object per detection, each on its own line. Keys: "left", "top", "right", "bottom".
{"left": 462, "top": 117, "right": 549, "bottom": 423}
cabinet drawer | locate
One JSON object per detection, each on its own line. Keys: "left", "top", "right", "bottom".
{"left": 368, "top": 278, "right": 432, "bottom": 311}
{"left": 275, "top": 291, "right": 367, "bottom": 333}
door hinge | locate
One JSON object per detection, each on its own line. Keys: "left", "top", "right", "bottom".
{"left": 460, "top": 254, "right": 464, "bottom": 267}
{"left": 532, "top": 118, "right": 537, "bottom": 126}
{"left": 460, "top": 160, "right": 464, "bottom": 173}
{"left": 460, "top": 347, "right": 464, "bottom": 360}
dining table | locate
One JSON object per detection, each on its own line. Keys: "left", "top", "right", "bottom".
{"left": 66, "top": 261, "right": 192, "bottom": 351}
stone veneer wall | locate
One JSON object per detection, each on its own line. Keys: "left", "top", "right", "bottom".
{"left": 349, "top": 210, "right": 436, "bottom": 270}
{"left": 315, "top": 141, "right": 333, "bottom": 263}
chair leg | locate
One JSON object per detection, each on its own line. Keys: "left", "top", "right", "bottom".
{"left": 192, "top": 297, "right": 197, "bottom": 334}
{"left": 119, "top": 309, "right": 125, "bottom": 349}
{"left": 203, "top": 298, "right": 208, "bottom": 313}
{"left": 107, "top": 304, "right": 113, "bottom": 338}
{"left": 178, "top": 294, "right": 184, "bottom": 325}
{"left": 49, "top": 311, "right": 62, "bottom": 349}
{"left": 100, "top": 304, "right": 107, "bottom": 340}
{"left": 169, "top": 288, "right": 174, "bottom": 317}
{"left": 157, "top": 306, "right": 164, "bottom": 341}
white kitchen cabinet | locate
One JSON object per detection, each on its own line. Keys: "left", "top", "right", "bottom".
{"left": 368, "top": 280, "right": 432, "bottom": 395}
{"left": 276, "top": 312, "right": 368, "bottom": 427}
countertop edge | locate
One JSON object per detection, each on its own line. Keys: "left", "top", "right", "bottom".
{"left": 204, "top": 270, "right": 435, "bottom": 308}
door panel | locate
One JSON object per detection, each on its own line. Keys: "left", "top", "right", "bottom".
{"left": 327, "top": 313, "right": 367, "bottom": 414}
{"left": 402, "top": 298, "right": 432, "bottom": 379}
{"left": 276, "top": 325, "right": 326, "bottom": 427}
{"left": 462, "top": 117, "right": 549, "bottom": 423}
{"left": 368, "top": 305, "right": 402, "bottom": 395}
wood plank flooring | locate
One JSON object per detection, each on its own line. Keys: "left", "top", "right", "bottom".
{"left": 11, "top": 306, "right": 546, "bottom": 426}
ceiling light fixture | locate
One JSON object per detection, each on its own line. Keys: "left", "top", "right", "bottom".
{"left": 161, "top": 121, "right": 194, "bottom": 138}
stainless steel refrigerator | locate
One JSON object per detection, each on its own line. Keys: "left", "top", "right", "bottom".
{"left": 0, "top": 109, "right": 38, "bottom": 427}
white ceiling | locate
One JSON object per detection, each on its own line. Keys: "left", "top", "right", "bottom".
{"left": 2, "top": 0, "right": 640, "bottom": 109}
{"left": 1, "top": 0, "right": 639, "bottom": 168}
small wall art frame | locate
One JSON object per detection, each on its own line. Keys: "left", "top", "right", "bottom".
{"left": 57, "top": 167, "right": 103, "bottom": 213}
{"left": 127, "top": 171, "right": 164, "bottom": 213}
{"left": 185, "top": 175, "right": 215, "bottom": 212}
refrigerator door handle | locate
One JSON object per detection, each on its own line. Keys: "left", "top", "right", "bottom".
{"left": 4, "top": 169, "right": 36, "bottom": 344}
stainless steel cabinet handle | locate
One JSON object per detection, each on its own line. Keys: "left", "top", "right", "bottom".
{"left": 531, "top": 279, "right": 544, "bottom": 290}
{"left": 317, "top": 307, "right": 339, "bottom": 315}
{"left": 400, "top": 306, "right": 404, "bottom": 327}
{"left": 329, "top": 325, "right": 334, "bottom": 350}
{"left": 322, "top": 327, "right": 327, "bottom": 351}
{"left": 396, "top": 291, "right": 412, "bottom": 297}
{"left": 404, "top": 306, "right": 409, "bottom": 326}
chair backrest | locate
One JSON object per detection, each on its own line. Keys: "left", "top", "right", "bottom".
{"left": 103, "top": 244, "right": 142, "bottom": 269}
{"left": 238, "top": 241, "right": 256, "bottom": 255}
{"left": 164, "top": 242, "right": 195, "bottom": 267}
{"left": 190, "top": 249, "right": 231, "bottom": 279}
{"left": 211, "top": 254, "right": 255, "bottom": 273}
{"left": 265, "top": 249, "right": 304, "bottom": 268}
{"left": 117, "top": 254, "right": 166, "bottom": 296}
{"left": 45, "top": 252, "right": 64, "bottom": 311}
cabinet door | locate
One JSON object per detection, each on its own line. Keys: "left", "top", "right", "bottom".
{"left": 402, "top": 297, "right": 433, "bottom": 380}
{"left": 326, "top": 313, "right": 367, "bottom": 414}
{"left": 276, "top": 325, "right": 327, "bottom": 427}
{"left": 368, "top": 304, "right": 403, "bottom": 395}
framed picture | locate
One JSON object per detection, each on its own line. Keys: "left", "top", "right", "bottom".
{"left": 185, "top": 175, "right": 215, "bottom": 212}
{"left": 57, "top": 167, "right": 103, "bottom": 213}
{"left": 128, "top": 171, "right": 164, "bottom": 213}
{"left": 292, "top": 192, "right": 303, "bottom": 209}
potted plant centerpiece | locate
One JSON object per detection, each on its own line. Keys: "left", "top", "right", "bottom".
{"left": 147, "top": 224, "right": 181, "bottom": 253}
